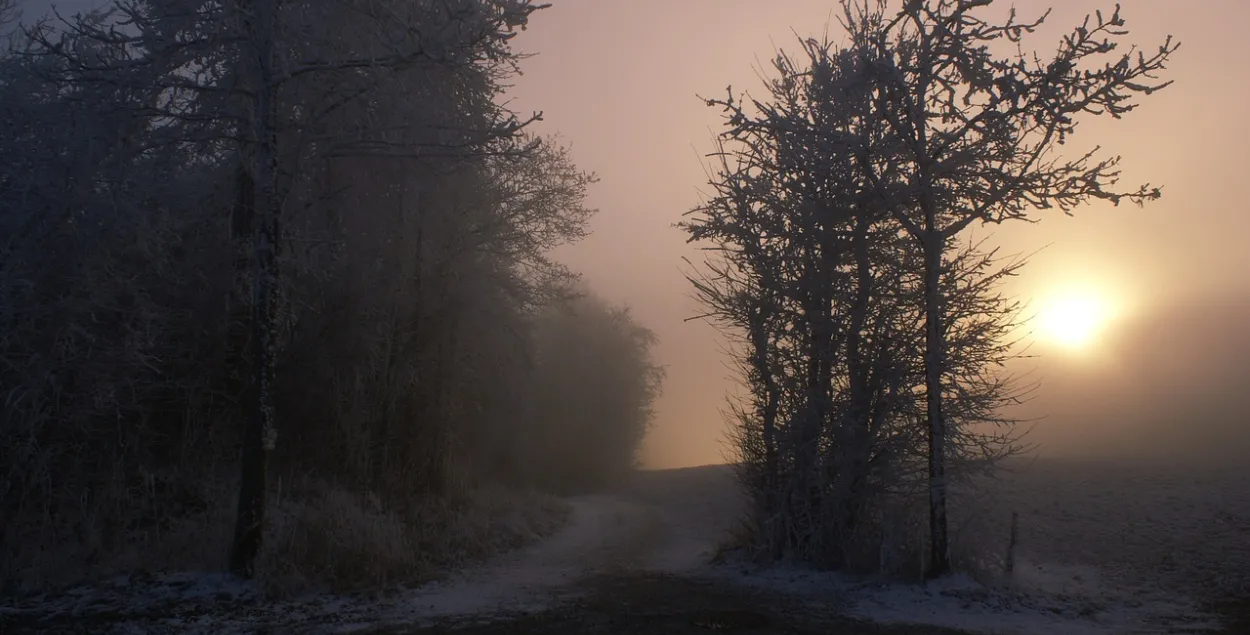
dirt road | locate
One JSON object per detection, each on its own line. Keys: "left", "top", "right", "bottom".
{"left": 345, "top": 464, "right": 749, "bottom": 625}
{"left": 356, "top": 465, "right": 970, "bottom": 635}
{"left": 5, "top": 462, "right": 1241, "bottom": 634}
{"left": 392, "top": 462, "right": 1238, "bottom": 635}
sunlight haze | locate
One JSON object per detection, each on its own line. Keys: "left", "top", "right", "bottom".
{"left": 6, "top": 0, "right": 1250, "bottom": 630}
{"left": 1034, "top": 287, "right": 1119, "bottom": 352}
{"left": 490, "top": 0, "right": 1250, "bottom": 467}
{"left": 15, "top": 0, "right": 1246, "bottom": 468}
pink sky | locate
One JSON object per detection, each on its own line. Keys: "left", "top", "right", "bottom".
{"left": 505, "top": 0, "right": 1250, "bottom": 468}
{"left": 17, "top": 0, "right": 1245, "bottom": 467}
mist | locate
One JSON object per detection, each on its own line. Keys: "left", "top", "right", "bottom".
{"left": 17, "top": 0, "right": 1248, "bottom": 474}
{"left": 4, "top": 0, "right": 1249, "bottom": 633}
{"left": 498, "top": 0, "right": 1250, "bottom": 469}
{"left": 1018, "top": 298, "right": 1250, "bottom": 464}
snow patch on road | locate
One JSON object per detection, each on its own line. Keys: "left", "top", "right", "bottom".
{"left": 4, "top": 462, "right": 1238, "bottom": 635}
{"left": 335, "top": 493, "right": 668, "bottom": 630}
{"left": 0, "top": 490, "right": 688, "bottom": 634}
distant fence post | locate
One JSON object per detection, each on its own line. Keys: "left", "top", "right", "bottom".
{"left": 1005, "top": 511, "right": 1019, "bottom": 575}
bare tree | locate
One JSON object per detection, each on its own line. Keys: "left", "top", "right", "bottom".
{"left": 683, "top": 34, "right": 1030, "bottom": 571}
{"left": 833, "top": 0, "right": 1176, "bottom": 576}
{"left": 0, "top": 0, "right": 18, "bottom": 38}
{"left": 12, "top": 0, "right": 552, "bottom": 578}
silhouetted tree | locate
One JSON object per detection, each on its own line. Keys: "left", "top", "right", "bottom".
{"left": 683, "top": 24, "right": 1043, "bottom": 573}
{"left": 19, "top": 0, "right": 549, "bottom": 576}
{"left": 2, "top": 0, "right": 661, "bottom": 592}
{"left": 833, "top": 0, "right": 1176, "bottom": 576}
{"left": 0, "top": 0, "right": 17, "bottom": 37}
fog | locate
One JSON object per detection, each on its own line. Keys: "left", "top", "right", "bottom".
{"left": 11, "top": 0, "right": 1244, "bottom": 462}
{"left": 491, "top": 0, "right": 1250, "bottom": 468}
{"left": 16, "top": 0, "right": 1247, "bottom": 468}
{"left": 5, "top": 1, "right": 1250, "bottom": 631}
{"left": 1019, "top": 299, "right": 1250, "bottom": 463}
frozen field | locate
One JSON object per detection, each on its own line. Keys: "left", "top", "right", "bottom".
{"left": 979, "top": 457, "right": 1250, "bottom": 600}
{"left": 3, "top": 459, "right": 1246, "bottom": 634}
{"left": 962, "top": 457, "right": 1250, "bottom": 630}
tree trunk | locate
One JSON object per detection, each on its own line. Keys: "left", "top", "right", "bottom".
{"left": 799, "top": 252, "right": 827, "bottom": 532}
{"left": 226, "top": 167, "right": 254, "bottom": 403}
{"left": 230, "top": 0, "right": 279, "bottom": 578}
{"left": 922, "top": 229, "right": 949, "bottom": 578}
{"left": 841, "top": 212, "right": 874, "bottom": 564}
{"left": 749, "top": 304, "right": 780, "bottom": 558}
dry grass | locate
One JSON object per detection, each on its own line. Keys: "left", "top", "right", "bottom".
{"left": 0, "top": 472, "right": 235, "bottom": 595}
{"left": 706, "top": 467, "right": 1047, "bottom": 584}
{"left": 257, "top": 479, "right": 571, "bottom": 596}
{"left": 258, "top": 482, "right": 419, "bottom": 595}
{"left": 948, "top": 483, "right": 1018, "bottom": 583}
{"left": 710, "top": 515, "right": 763, "bottom": 565}
{"left": 2, "top": 476, "right": 571, "bottom": 599}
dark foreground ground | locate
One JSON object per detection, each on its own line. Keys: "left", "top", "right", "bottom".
{"left": 365, "top": 574, "right": 974, "bottom": 635}
{"left": 1, "top": 572, "right": 1240, "bottom": 635}
{"left": 364, "top": 573, "right": 1250, "bottom": 635}
{"left": 1211, "top": 599, "right": 1250, "bottom": 635}
{"left": 4, "top": 459, "right": 1248, "bottom": 635}
{"left": 0, "top": 572, "right": 975, "bottom": 635}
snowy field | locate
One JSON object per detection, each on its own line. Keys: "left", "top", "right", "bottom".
{"left": 728, "top": 456, "right": 1250, "bottom": 634}
{"left": 960, "top": 457, "right": 1250, "bottom": 632}
{"left": 982, "top": 457, "right": 1250, "bottom": 603}
{"left": 2, "top": 459, "right": 1246, "bottom": 634}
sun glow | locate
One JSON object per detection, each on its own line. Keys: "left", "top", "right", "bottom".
{"left": 1035, "top": 288, "right": 1117, "bottom": 351}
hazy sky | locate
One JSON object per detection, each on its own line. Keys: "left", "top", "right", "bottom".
{"left": 500, "top": 0, "right": 1250, "bottom": 467}
{"left": 17, "top": 0, "right": 1249, "bottom": 468}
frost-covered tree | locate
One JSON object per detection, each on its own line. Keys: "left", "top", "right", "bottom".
{"left": 19, "top": 0, "right": 550, "bottom": 575}
{"left": 683, "top": 35, "right": 1029, "bottom": 571}
{"left": 0, "top": 0, "right": 17, "bottom": 38}
{"left": 2, "top": 0, "right": 635, "bottom": 589}
{"left": 830, "top": 0, "right": 1176, "bottom": 576}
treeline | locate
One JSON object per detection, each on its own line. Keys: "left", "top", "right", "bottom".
{"left": 0, "top": 0, "right": 661, "bottom": 591}
{"left": 683, "top": 0, "right": 1174, "bottom": 576}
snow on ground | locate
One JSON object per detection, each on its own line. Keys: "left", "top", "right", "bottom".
{"left": 0, "top": 571, "right": 264, "bottom": 633}
{"left": 707, "top": 457, "right": 1246, "bottom": 635}
{"left": 341, "top": 471, "right": 746, "bottom": 627}
{"left": 709, "top": 555, "right": 1218, "bottom": 635}
{"left": 985, "top": 458, "right": 1250, "bottom": 603}
{"left": 334, "top": 493, "right": 672, "bottom": 630}
{"left": 0, "top": 482, "right": 732, "bottom": 634}
{"left": 3, "top": 460, "right": 1245, "bottom": 634}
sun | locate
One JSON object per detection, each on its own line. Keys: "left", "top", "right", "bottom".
{"left": 1035, "top": 288, "right": 1115, "bottom": 351}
